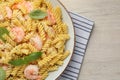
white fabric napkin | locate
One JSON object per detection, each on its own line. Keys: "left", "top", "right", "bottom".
{"left": 58, "top": 12, "right": 94, "bottom": 80}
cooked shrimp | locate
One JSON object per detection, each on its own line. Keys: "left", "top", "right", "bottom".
{"left": 30, "top": 34, "right": 43, "bottom": 50}
{"left": 12, "top": 0, "right": 24, "bottom": 9}
{"left": 12, "top": 3, "right": 20, "bottom": 9}
{"left": 24, "top": 65, "right": 42, "bottom": 80}
{"left": 11, "top": 27, "right": 25, "bottom": 43}
{"left": 47, "top": 10, "right": 56, "bottom": 25}
{"left": 25, "top": 1, "right": 33, "bottom": 13}
{"left": 6, "top": 7, "right": 12, "bottom": 19}
{"left": 12, "top": 1, "right": 33, "bottom": 13}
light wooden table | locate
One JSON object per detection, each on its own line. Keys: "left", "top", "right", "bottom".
{"left": 60, "top": 0, "right": 120, "bottom": 80}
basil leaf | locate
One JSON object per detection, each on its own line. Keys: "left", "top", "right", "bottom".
{"left": 0, "top": 27, "right": 9, "bottom": 36}
{"left": 29, "top": 10, "right": 47, "bottom": 19}
{"left": 9, "top": 52, "right": 42, "bottom": 66}
{"left": 25, "top": 52, "right": 42, "bottom": 63}
{"left": 0, "top": 67, "right": 6, "bottom": 80}
{"left": 0, "top": 27, "right": 9, "bottom": 42}
{"left": 9, "top": 59, "right": 25, "bottom": 66}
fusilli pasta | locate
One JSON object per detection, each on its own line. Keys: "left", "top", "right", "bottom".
{"left": 0, "top": 0, "right": 70, "bottom": 80}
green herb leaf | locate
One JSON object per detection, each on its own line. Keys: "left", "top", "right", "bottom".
{"left": 9, "top": 59, "right": 25, "bottom": 66}
{"left": 29, "top": 10, "right": 47, "bottom": 19}
{"left": 0, "top": 27, "right": 9, "bottom": 36}
{"left": 0, "top": 27, "right": 9, "bottom": 42}
{"left": 9, "top": 52, "right": 42, "bottom": 66}
{"left": 25, "top": 52, "right": 42, "bottom": 63}
{"left": 0, "top": 67, "right": 6, "bottom": 80}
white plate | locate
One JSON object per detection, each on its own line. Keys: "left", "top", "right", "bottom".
{"left": 46, "top": 0, "right": 75, "bottom": 80}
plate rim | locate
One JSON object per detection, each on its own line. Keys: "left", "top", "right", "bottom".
{"left": 55, "top": 0, "right": 76, "bottom": 80}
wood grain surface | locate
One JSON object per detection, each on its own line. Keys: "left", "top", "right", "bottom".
{"left": 60, "top": 0, "right": 120, "bottom": 80}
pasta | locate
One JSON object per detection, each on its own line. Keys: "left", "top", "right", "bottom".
{"left": 0, "top": 0, "right": 70, "bottom": 80}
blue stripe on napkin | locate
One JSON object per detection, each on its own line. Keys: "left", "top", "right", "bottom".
{"left": 58, "top": 12, "right": 94, "bottom": 80}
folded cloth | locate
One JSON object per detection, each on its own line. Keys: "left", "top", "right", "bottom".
{"left": 58, "top": 12, "right": 94, "bottom": 80}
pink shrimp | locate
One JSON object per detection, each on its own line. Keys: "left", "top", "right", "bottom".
{"left": 24, "top": 65, "right": 42, "bottom": 80}
{"left": 30, "top": 34, "right": 43, "bottom": 51}
{"left": 25, "top": 1, "right": 33, "bottom": 13}
{"left": 12, "top": 0, "right": 23, "bottom": 9}
{"left": 6, "top": 7, "right": 12, "bottom": 19}
{"left": 12, "top": 1, "right": 33, "bottom": 13}
{"left": 47, "top": 10, "right": 56, "bottom": 25}
{"left": 12, "top": 3, "right": 20, "bottom": 9}
{"left": 11, "top": 27, "right": 25, "bottom": 43}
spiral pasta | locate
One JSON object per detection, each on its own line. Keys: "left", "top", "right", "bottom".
{"left": 48, "top": 65, "right": 58, "bottom": 71}
{"left": 0, "top": 0, "right": 70, "bottom": 80}
{"left": 37, "top": 23, "right": 46, "bottom": 41}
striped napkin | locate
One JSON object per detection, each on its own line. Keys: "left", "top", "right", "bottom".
{"left": 58, "top": 12, "right": 94, "bottom": 80}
